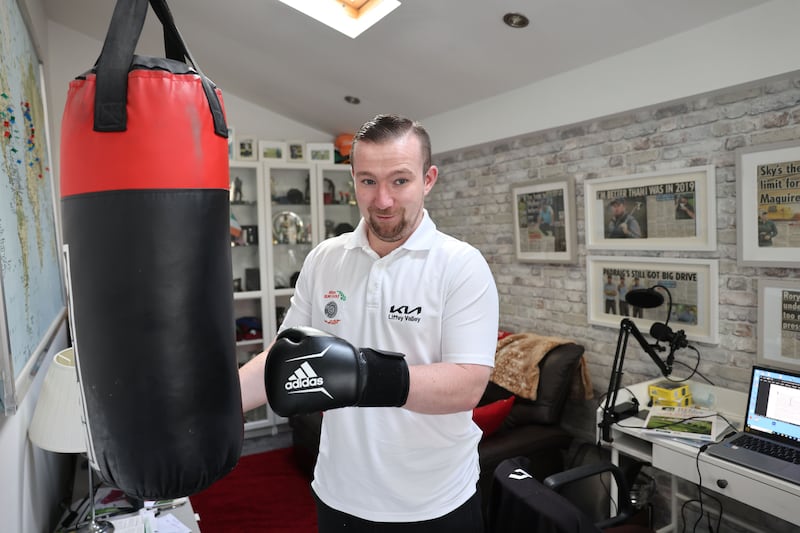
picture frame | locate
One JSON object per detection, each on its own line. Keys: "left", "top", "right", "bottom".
{"left": 307, "top": 142, "right": 335, "bottom": 163}
{"left": 757, "top": 279, "right": 800, "bottom": 371}
{"left": 236, "top": 136, "right": 257, "bottom": 161}
{"left": 287, "top": 140, "right": 306, "bottom": 162}
{"left": 258, "top": 140, "right": 287, "bottom": 162}
{"left": 736, "top": 141, "right": 800, "bottom": 267}
{"left": 584, "top": 166, "right": 716, "bottom": 251}
{"left": 586, "top": 255, "right": 719, "bottom": 344}
{"left": 511, "top": 177, "right": 577, "bottom": 263}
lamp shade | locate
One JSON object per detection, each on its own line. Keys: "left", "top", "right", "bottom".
{"left": 29, "top": 347, "right": 86, "bottom": 453}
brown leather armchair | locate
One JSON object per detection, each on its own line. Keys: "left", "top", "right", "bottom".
{"left": 476, "top": 341, "right": 585, "bottom": 508}
{"left": 287, "top": 341, "right": 585, "bottom": 511}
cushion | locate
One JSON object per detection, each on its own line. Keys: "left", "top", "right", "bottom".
{"left": 473, "top": 395, "right": 515, "bottom": 436}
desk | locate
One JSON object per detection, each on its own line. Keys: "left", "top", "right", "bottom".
{"left": 597, "top": 379, "right": 800, "bottom": 532}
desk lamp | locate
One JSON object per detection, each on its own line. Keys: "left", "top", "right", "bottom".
{"left": 29, "top": 347, "right": 114, "bottom": 533}
{"left": 599, "top": 285, "right": 687, "bottom": 443}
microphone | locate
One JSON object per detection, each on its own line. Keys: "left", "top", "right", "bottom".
{"left": 649, "top": 322, "right": 688, "bottom": 349}
{"left": 650, "top": 322, "right": 688, "bottom": 370}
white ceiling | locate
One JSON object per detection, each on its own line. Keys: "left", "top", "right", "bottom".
{"left": 45, "top": 0, "right": 768, "bottom": 137}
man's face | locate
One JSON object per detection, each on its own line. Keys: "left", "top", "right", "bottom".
{"left": 351, "top": 133, "right": 438, "bottom": 255}
{"left": 611, "top": 202, "right": 625, "bottom": 216}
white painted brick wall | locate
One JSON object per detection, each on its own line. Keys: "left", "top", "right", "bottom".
{"left": 427, "top": 71, "right": 800, "bottom": 532}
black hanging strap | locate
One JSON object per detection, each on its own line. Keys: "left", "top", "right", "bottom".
{"left": 93, "top": 0, "right": 227, "bottom": 137}
{"left": 93, "top": 0, "right": 148, "bottom": 132}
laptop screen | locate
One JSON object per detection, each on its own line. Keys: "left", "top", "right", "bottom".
{"left": 745, "top": 365, "right": 800, "bottom": 444}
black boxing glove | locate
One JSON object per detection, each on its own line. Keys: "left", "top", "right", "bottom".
{"left": 265, "top": 326, "right": 409, "bottom": 416}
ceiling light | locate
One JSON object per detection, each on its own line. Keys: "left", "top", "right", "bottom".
{"left": 503, "top": 12, "right": 529, "bottom": 29}
{"left": 280, "top": 0, "right": 401, "bottom": 39}
{"left": 344, "top": 95, "right": 361, "bottom": 104}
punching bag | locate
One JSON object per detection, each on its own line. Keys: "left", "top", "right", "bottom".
{"left": 60, "top": 0, "right": 242, "bottom": 499}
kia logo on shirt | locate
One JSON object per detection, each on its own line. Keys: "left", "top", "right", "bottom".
{"left": 387, "top": 304, "right": 422, "bottom": 324}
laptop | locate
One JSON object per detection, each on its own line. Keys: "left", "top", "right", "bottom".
{"left": 706, "top": 365, "right": 800, "bottom": 485}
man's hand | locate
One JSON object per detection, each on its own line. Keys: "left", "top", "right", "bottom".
{"left": 265, "top": 327, "right": 409, "bottom": 416}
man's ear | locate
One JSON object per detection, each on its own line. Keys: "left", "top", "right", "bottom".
{"left": 423, "top": 165, "right": 438, "bottom": 195}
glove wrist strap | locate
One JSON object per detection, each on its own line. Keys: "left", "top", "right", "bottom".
{"left": 359, "top": 348, "right": 409, "bottom": 407}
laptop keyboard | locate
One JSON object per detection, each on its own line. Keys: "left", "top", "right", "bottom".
{"left": 733, "top": 435, "right": 800, "bottom": 464}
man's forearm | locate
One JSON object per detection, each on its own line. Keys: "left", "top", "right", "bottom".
{"left": 403, "top": 363, "right": 491, "bottom": 414}
{"left": 239, "top": 345, "right": 272, "bottom": 412}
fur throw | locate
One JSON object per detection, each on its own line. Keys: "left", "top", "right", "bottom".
{"left": 490, "top": 332, "right": 593, "bottom": 401}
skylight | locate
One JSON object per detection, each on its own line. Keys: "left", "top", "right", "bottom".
{"left": 279, "top": 0, "right": 401, "bottom": 39}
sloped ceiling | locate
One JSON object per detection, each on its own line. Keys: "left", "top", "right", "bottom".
{"left": 45, "top": 0, "right": 767, "bottom": 136}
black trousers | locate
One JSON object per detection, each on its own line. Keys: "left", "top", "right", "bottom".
{"left": 313, "top": 488, "right": 484, "bottom": 533}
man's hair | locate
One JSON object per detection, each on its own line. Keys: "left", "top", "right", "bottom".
{"left": 351, "top": 114, "right": 432, "bottom": 173}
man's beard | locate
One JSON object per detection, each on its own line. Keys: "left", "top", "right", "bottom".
{"left": 367, "top": 208, "right": 408, "bottom": 243}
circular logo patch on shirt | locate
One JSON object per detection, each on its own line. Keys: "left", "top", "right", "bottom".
{"left": 322, "top": 290, "right": 344, "bottom": 325}
{"left": 325, "top": 301, "right": 338, "bottom": 319}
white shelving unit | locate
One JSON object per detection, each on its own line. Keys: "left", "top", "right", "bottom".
{"left": 229, "top": 159, "right": 359, "bottom": 436}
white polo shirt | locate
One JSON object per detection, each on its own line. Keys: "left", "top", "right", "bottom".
{"left": 280, "top": 210, "right": 499, "bottom": 522}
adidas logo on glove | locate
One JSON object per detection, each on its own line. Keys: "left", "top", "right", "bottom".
{"left": 284, "top": 360, "right": 331, "bottom": 397}
{"left": 265, "top": 326, "right": 409, "bottom": 417}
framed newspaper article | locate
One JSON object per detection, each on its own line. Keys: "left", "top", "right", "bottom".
{"left": 586, "top": 256, "right": 719, "bottom": 344}
{"left": 758, "top": 279, "right": 800, "bottom": 372}
{"left": 584, "top": 166, "right": 716, "bottom": 251}
{"left": 737, "top": 141, "right": 800, "bottom": 267}
{"left": 512, "top": 177, "right": 577, "bottom": 263}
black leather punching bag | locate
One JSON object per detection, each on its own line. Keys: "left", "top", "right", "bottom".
{"left": 60, "top": 0, "right": 242, "bottom": 499}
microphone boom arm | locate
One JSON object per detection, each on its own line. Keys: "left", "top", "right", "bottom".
{"left": 599, "top": 318, "right": 673, "bottom": 442}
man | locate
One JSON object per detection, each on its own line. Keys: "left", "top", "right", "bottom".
{"left": 675, "top": 194, "right": 695, "bottom": 219}
{"left": 539, "top": 198, "right": 554, "bottom": 236}
{"left": 617, "top": 275, "right": 629, "bottom": 316}
{"left": 604, "top": 274, "right": 617, "bottom": 314}
{"left": 239, "top": 114, "right": 499, "bottom": 532}
{"left": 606, "top": 197, "right": 642, "bottom": 238}
{"left": 630, "top": 277, "right": 643, "bottom": 318}
{"left": 758, "top": 210, "right": 778, "bottom": 246}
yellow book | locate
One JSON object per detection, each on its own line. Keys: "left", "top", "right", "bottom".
{"left": 652, "top": 394, "right": 693, "bottom": 407}
{"left": 648, "top": 381, "right": 690, "bottom": 402}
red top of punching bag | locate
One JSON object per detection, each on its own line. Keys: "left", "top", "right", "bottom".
{"left": 60, "top": 70, "right": 230, "bottom": 197}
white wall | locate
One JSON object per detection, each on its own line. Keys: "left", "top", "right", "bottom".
{"left": 0, "top": 324, "right": 71, "bottom": 533}
{"left": 425, "top": 0, "right": 800, "bottom": 154}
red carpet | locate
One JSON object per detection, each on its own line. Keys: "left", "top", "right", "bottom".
{"left": 190, "top": 447, "right": 317, "bottom": 532}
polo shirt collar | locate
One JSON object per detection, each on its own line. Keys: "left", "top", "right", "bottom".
{"left": 346, "top": 209, "right": 437, "bottom": 253}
